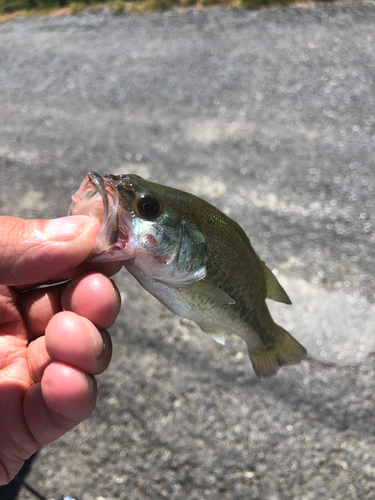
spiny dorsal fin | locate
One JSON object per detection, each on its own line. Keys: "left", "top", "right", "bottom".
{"left": 260, "top": 261, "right": 292, "bottom": 305}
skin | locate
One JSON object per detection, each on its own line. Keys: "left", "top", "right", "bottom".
{"left": 0, "top": 215, "right": 123, "bottom": 485}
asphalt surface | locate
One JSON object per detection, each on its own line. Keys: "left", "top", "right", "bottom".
{"left": 0, "top": 2, "right": 374, "bottom": 499}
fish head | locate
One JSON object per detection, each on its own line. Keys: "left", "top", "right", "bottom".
{"left": 69, "top": 172, "right": 207, "bottom": 286}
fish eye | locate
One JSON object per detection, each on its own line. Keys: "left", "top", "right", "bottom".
{"left": 137, "top": 195, "right": 161, "bottom": 219}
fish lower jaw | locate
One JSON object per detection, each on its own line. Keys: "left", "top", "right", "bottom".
{"left": 90, "top": 227, "right": 134, "bottom": 263}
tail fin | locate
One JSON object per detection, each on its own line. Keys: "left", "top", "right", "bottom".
{"left": 249, "top": 325, "right": 307, "bottom": 379}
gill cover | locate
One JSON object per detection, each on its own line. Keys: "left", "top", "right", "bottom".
{"left": 103, "top": 173, "right": 208, "bottom": 287}
{"left": 133, "top": 217, "right": 208, "bottom": 287}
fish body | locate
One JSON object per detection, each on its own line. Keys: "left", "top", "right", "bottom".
{"left": 69, "top": 172, "right": 306, "bottom": 378}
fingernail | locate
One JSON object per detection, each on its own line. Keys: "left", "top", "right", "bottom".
{"left": 47, "top": 216, "right": 93, "bottom": 242}
{"left": 86, "top": 373, "right": 96, "bottom": 399}
{"left": 98, "top": 329, "right": 112, "bottom": 360}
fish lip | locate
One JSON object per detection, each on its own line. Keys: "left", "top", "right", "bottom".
{"left": 87, "top": 171, "right": 114, "bottom": 238}
{"left": 87, "top": 171, "right": 119, "bottom": 246}
{"left": 69, "top": 171, "right": 130, "bottom": 261}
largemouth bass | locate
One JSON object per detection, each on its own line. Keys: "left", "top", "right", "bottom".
{"left": 69, "top": 172, "right": 306, "bottom": 378}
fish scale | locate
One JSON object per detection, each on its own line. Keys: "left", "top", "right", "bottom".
{"left": 69, "top": 172, "right": 307, "bottom": 378}
{"left": 187, "top": 195, "right": 270, "bottom": 339}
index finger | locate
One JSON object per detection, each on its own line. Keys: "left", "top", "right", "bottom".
{"left": 20, "top": 272, "right": 122, "bottom": 339}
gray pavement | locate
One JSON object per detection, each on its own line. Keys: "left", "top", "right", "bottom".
{"left": 0, "top": 2, "right": 375, "bottom": 499}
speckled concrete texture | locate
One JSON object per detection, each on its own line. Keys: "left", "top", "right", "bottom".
{"left": 0, "top": 3, "right": 374, "bottom": 499}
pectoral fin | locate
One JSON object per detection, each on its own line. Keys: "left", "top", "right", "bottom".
{"left": 191, "top": 280, "right": 236, "bottom": 305}
{"left": 261, "top": 261, "right": 292, "bottom": 305}
{"left": 198, "top": 324, "right": 226, "bottom": 345}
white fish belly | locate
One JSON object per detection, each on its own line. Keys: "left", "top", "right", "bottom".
{"left": 124, "top": 260, "right": 263, "bottom": 351}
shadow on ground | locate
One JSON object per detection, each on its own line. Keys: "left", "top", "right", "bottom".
{"left": 0, "top": 454, "right": 39, "bottom": 500}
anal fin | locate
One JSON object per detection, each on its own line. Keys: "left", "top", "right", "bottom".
{"left": 198, "top": 324, "right": 226, "bottom": 345}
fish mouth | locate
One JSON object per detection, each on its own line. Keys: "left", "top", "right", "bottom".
{"left": 69, "top": 171, "right": 130, "bottom": 261}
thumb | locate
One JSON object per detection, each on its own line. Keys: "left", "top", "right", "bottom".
{"left": 0, "top": 216, "right": 101, "bottom": 286}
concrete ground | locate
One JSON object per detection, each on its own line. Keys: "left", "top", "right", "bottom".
{"left": 0, "top": 2, "right": 374, "bottom": 498}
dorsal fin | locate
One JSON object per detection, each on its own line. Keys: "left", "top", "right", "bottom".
{"left": 260, "top": 261, "right": 292, "bottom": 305}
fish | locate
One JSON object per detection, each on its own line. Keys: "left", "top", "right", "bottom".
{"left": 69, "top": 171, "right": 307, "bottom": 378}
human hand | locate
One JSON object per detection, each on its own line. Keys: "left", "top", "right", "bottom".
{"left": 0, "top": 216, "right": 122, "bottom": 485}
